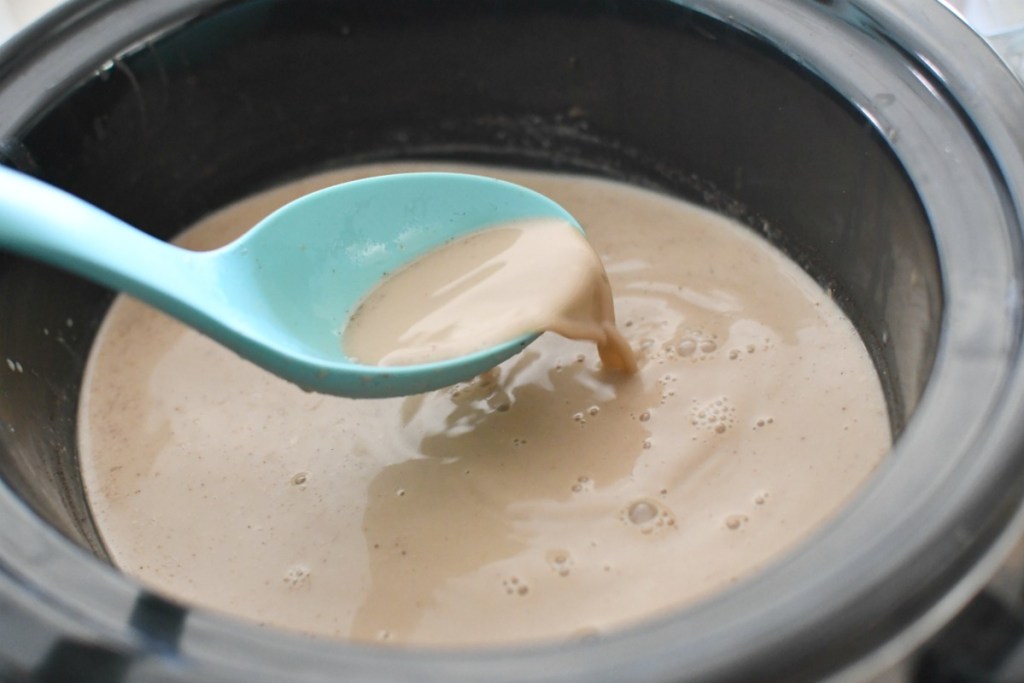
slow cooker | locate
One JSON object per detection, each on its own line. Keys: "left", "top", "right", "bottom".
{"left": 1, "top": 1, "right": 1024, "bottom": 681}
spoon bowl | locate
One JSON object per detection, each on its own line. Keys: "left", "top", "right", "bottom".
{"left": 0, "top": 167, "right": 580, "bottom": 397}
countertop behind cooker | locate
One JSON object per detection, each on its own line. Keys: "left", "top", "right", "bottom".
{"left": 0, "top": 0, "right": 60, "bottom": 42}
{"left": 3, "top": 1, "right": 1024, "bottom": 682}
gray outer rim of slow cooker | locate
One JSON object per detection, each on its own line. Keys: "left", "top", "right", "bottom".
{"left": 1, "top": 0, "right": 1024, "bottom": 681}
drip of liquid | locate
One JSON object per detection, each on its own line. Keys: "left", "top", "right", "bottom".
{"left": 343, "top": 218, "right": 637, "bottom": 373}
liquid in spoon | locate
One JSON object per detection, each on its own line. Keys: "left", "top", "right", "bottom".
{"left": 343, "top": 218, "right": 637, "bottom": 373}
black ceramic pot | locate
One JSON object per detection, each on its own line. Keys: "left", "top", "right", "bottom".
{"left": 1, "top": 1, "right": 1024, "bottom": 681}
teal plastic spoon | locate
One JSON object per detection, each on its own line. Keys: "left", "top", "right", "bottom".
{"left": 0, "top": 166, "right": 580, "bottom": 397}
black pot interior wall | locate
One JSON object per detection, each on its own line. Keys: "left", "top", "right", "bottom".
{"left": 0, "top": 0, "right": 939, "bottom": 557}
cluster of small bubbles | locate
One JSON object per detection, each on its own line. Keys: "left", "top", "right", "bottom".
{"left": 571, "top": 475, "right": 594, "bottom": 493}
{"left": 502, "top": 576, "right": 530, "bottom": 596}
{"left": 676, "top": 331, "right": 719, "bottom": 360}
{"left": 511, "top": 437, "right": 528, "bottom": 447}
{"left": 573, "top": 412, "right": 587, "bottom": 424}
{"left": 754, "top": 490, "right": 770, "bottom": 506}
{"left": 724, "top": 513, "right": 749, "bottom": 531}
{"left": 690, "top": 397, "right": 736, "bottom": 434}
{"left": 290, "top": 471, "right": 308, "bottom": 487}
{"left": 752, "top": 416, "right": 775, "bottom": 430}
{"left": 724, "top": 339, "right": 764, "bottom": 360}
{"left": 658, "top": 375, "right": 678, "bottom": 405}
{"left": 283, "top": 564, "right": 311, "bottom": 587}
{"left": 546, "top": 549, "right": 574, "bottom": 577}
{"left": 622, "top": 499, "right": 677, "bottom": 534}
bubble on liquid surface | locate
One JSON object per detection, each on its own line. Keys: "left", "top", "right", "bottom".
{"left": 572, "top": 475, "right": 594, "bottom": 494}
{"left": 284, "top": 564, "right": 311, "bottom": 587}
{"left": 290, "top": 472, "right": 308, "bottom": 486}
{"left": 622, "top": 499, "right": 676, "bottom": 534}
{"left": 724, "top": 514, "right": 748, "bottom": 530}
{"left": 690, "top": 397, "right": 736, "bottom": 434}
{"left": 546, "top": 549, "right": 574, "bottom": 576}
{"left": 628, "top": 501, "right": 658, "bottom": 524}
{"left": 502, "top": 576, "right": 530, "bottom": 596}
{"left": 677, "top": 339, "right": 697, "bottom": 357}
{"left": 677, "top": 331, "right": 718, "bottom": 360}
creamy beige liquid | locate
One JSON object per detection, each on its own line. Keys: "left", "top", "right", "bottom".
{"left": 78, "top": 163, "right": 890, "bottom": 647}
{"left": 344, "top": 218, "right": 636, "bottom": 372}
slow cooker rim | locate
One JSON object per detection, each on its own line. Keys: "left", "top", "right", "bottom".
{"left": 1, "top": 1, "right": 1023, "bottom": 682}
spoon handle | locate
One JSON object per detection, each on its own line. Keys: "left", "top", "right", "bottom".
{"left": 0, "top": 165, "right": 220, "bottom": 323}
